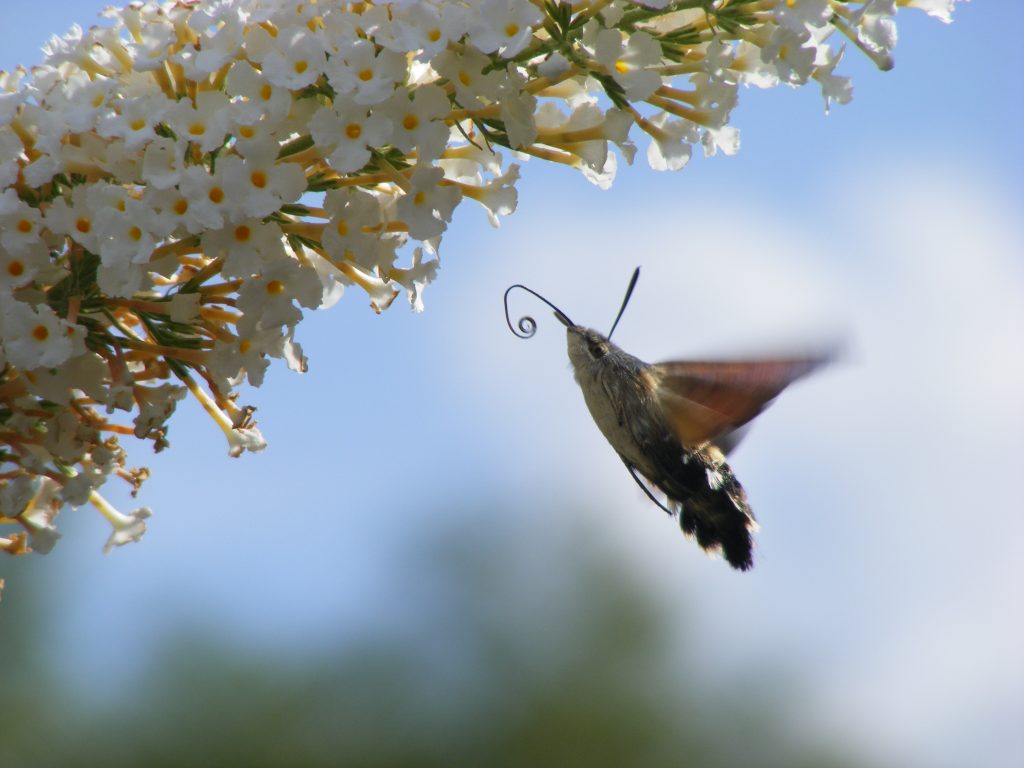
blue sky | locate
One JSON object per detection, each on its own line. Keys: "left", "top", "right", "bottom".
{"left": 2, "top": 3, "right": 1022, "bottom": 766}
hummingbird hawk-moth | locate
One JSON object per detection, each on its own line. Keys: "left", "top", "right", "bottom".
{"left": 504, "top": 267, "right": 828, "bottom": 571}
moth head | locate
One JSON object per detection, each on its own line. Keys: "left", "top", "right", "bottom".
{"left": 563, "top": 322, "right": 612, "bottom": 372}
{"left": 504, "top": 266, "right": 640, "bottom": 378}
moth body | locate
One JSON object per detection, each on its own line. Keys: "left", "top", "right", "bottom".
{"left": 565, "top": 326, "right": 660, "bottom": 474}
{"left": 505, "top": 268, "right": 827, "bottom": 571}
{"left": 565, "top": 324, "right": 757, "bottom": 570}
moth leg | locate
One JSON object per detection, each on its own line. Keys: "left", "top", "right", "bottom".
{"left": 623, "top": 461, "right": 674, "bottom": 517}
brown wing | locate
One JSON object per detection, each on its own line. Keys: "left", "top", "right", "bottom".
{"left": 653, "top": 357, "right": 827, "bottom": 447}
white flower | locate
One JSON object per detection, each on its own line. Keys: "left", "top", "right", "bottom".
{"left": 0, "top": 298, "right": 75, "bottom": 370}
{"left": 594, "top": 29, "right": 663, "bottom": 101}
{"left": 23, "top": 351, "right": 109, "bottom": 407}
{"left": 535, "top": 102, "right": 634, "bottom": 176}
{"left": 310, "top": 99, "right": 393, "bottom": 173}
{"left": 179, "top": 0, "right": 246, "bottom": 77}
{"left": 577, "top": 146, "right": 618, "bottom": 190}
{"left": 385, "top": 3, "right": 451, "bottom": 59}
{"left": 321, "top": 188, "right": 385, "bottom": 268}
{"left": 390, "top": 247, "right": 438, "bottom": 312}
{"left": 302, "top": 248, "right": 346, "bottom": 310}
{"left": 181, "top": 374, "right": 268, "bottom": 457}
{"left": 246, "top": 26, "right": 326, "bottom": 90}
{"left": 43, "top": 185, "right": 102, "bottom": 253}
{"left": 221, "top": 139, "right": 307, "bottom": 220}
{"left": 96, "top": 91, "right": 171, "bottom": 148}
{"left": 538, "top": 52, "right": 571, "bottom": 78}
{"left": 17, "top": 477, "right": 63, "bottom": 554}
{"left": 91, "top": 491, "right": 151, "bottom": 554}
{"left": 236, "top": 255, "right": 322, "bottom": 336}
{"left": 46, "top": 71, "right": 117, "bottom": 133}
{"left": 903, "top": 0, "right": 957, "bottom": 23}
{"left": 850, "top": 0, "right": 898, "bottom": 60}
{"left": 376, "top": 84, "right": 451, "bottom": 160}
{"left": 0, "top": 67, "right": 29, "bottom": 125}
{"left": 175, "top": 164, "right": 233, "bottom": 232}
{"left": 645, "top": 112, "right": 696, "bottom": 172}
{"left": 124, "top": 13, "right": 177, "bottom": 72}
{"left": 95, "top": 197, "right": 164, "bottom": 267}
{"left": 166, "top": 90, "right": 232, "bottom": 154}
{"left": 133, "top": 384, "right": 187, "bottom": 441}
{"left": 467, "top": 0, "right": 542, "bottom": 59}
{"left": 396, "top": 165, "right": 462, "bottom": 241}
{"left": 225, "top": 60, "right": 292, "bottom": 125}
{"left": 814, "top": 45, "right": 854, "bottom": 113}
{"left": 775, "top": 0, "right": 832, "bottom": 34}
{"left": 207, "top": 325, "right": 282, "bottom": 388}
{"left": 0, "top": 131, "right": 23, "bottom": 189}
{"left": 204, "top": 219, "right": 288, "bottom": 278}
{"left": 701, "top": 124, "right": 740, "bottom": 158}
{"left": 432, "top": 48, "right": 504, "bottom": 109}
{"left": 761, "top": 27, "right": 819, "bottom": 85}
{"left": 500, "top": 71, "right": 538, "bottom": 149}
{"left": 0, "top": 240, "right": 47, "bottom": 289}
{"left": 0, "top": 191, "right": 44, "bottom": 254}
{"left": 325, "top": 39, "right": 407, "bottom": 106}
{"left": 141, "top": 136, "right": 186, "bottom": 190}
{"left": 1, "top": 476, "right": 37, "bottom": 518}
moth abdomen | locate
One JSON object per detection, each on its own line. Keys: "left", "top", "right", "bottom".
{"left": 648, "top": 444, "right": 757, "bottom": 571}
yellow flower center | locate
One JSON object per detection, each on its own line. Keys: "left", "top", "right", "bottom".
{"left": 403, "top": 114, "right": 419, "bottom": 131}
{"left": 128, "top": 226, "right": 142, "bottom": 241}
{"left": 336, "top": 219, "right": 348, "bottom": 236}
{"left": 358, "top": 68, "right": 373, "bottom": 82}
{"left": 250, "top": 170, "right": 268, "bottom": 189}
{"left": 294, "top": 60, "right": 308, "bottom": 74}
{"left": 504, "top": 23, "right": 519, "bottom": 38}
{"left": 75, "top": 217, "right": 91, "bottom": 234}
{"left": 345, "top": 123, "right": 362, "bottom": 140}
{"left": 7, "top": 259, "right": 25, "bottom": 277}
{"left": 32, "top": 324, "right": 49, "bottom": 342}
{"left": 189, "top": 121, "right": 206, "bottom": 136}
{"left": 174, "top": 198, "right": 189, "bottom": 215}
{"left": 130, "top": 118, "right": 146, "bottom": 131}
{"left": 260, "top": 83, "right": 273, "bottom": 101}
{"left": 413, "top": 191, "right": 426, "bottom": 205}
{"left": 17, "top": 218, "right": 32, "bottom": 234}
{"left": 209, "top": 186, "right": 225, "bottom": 204}
{"left": 234, "top": 224, "right": 252, "bottom": 242}
{"left": 266, "top": 279, "right": 285, "bottom": 295}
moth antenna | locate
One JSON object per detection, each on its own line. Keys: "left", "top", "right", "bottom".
{"left": 608, "top": 266, "right": 640, "bottom": 340}
{"left": 504, "top": 283, "right": 574, "bottom": 339}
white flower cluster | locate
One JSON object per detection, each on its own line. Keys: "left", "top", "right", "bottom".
{"left": 0, "top": 0, "right": 956, "bottom": 562}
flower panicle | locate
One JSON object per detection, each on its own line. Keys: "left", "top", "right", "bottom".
{"left": 0, "top": 0, "right": 957, "bottom": 563}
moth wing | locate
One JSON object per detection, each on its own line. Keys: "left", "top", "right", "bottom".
{"left": 652, "top": 357, "right": 827, "bottom": 448}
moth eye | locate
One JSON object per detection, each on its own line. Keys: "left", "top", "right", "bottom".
{"left": 588, "top": 341, "right": 606, "bottom": 359}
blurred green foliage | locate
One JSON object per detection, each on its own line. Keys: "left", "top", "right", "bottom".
{"left": 0, "top": 509, "right": 869, "bottom": 768}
